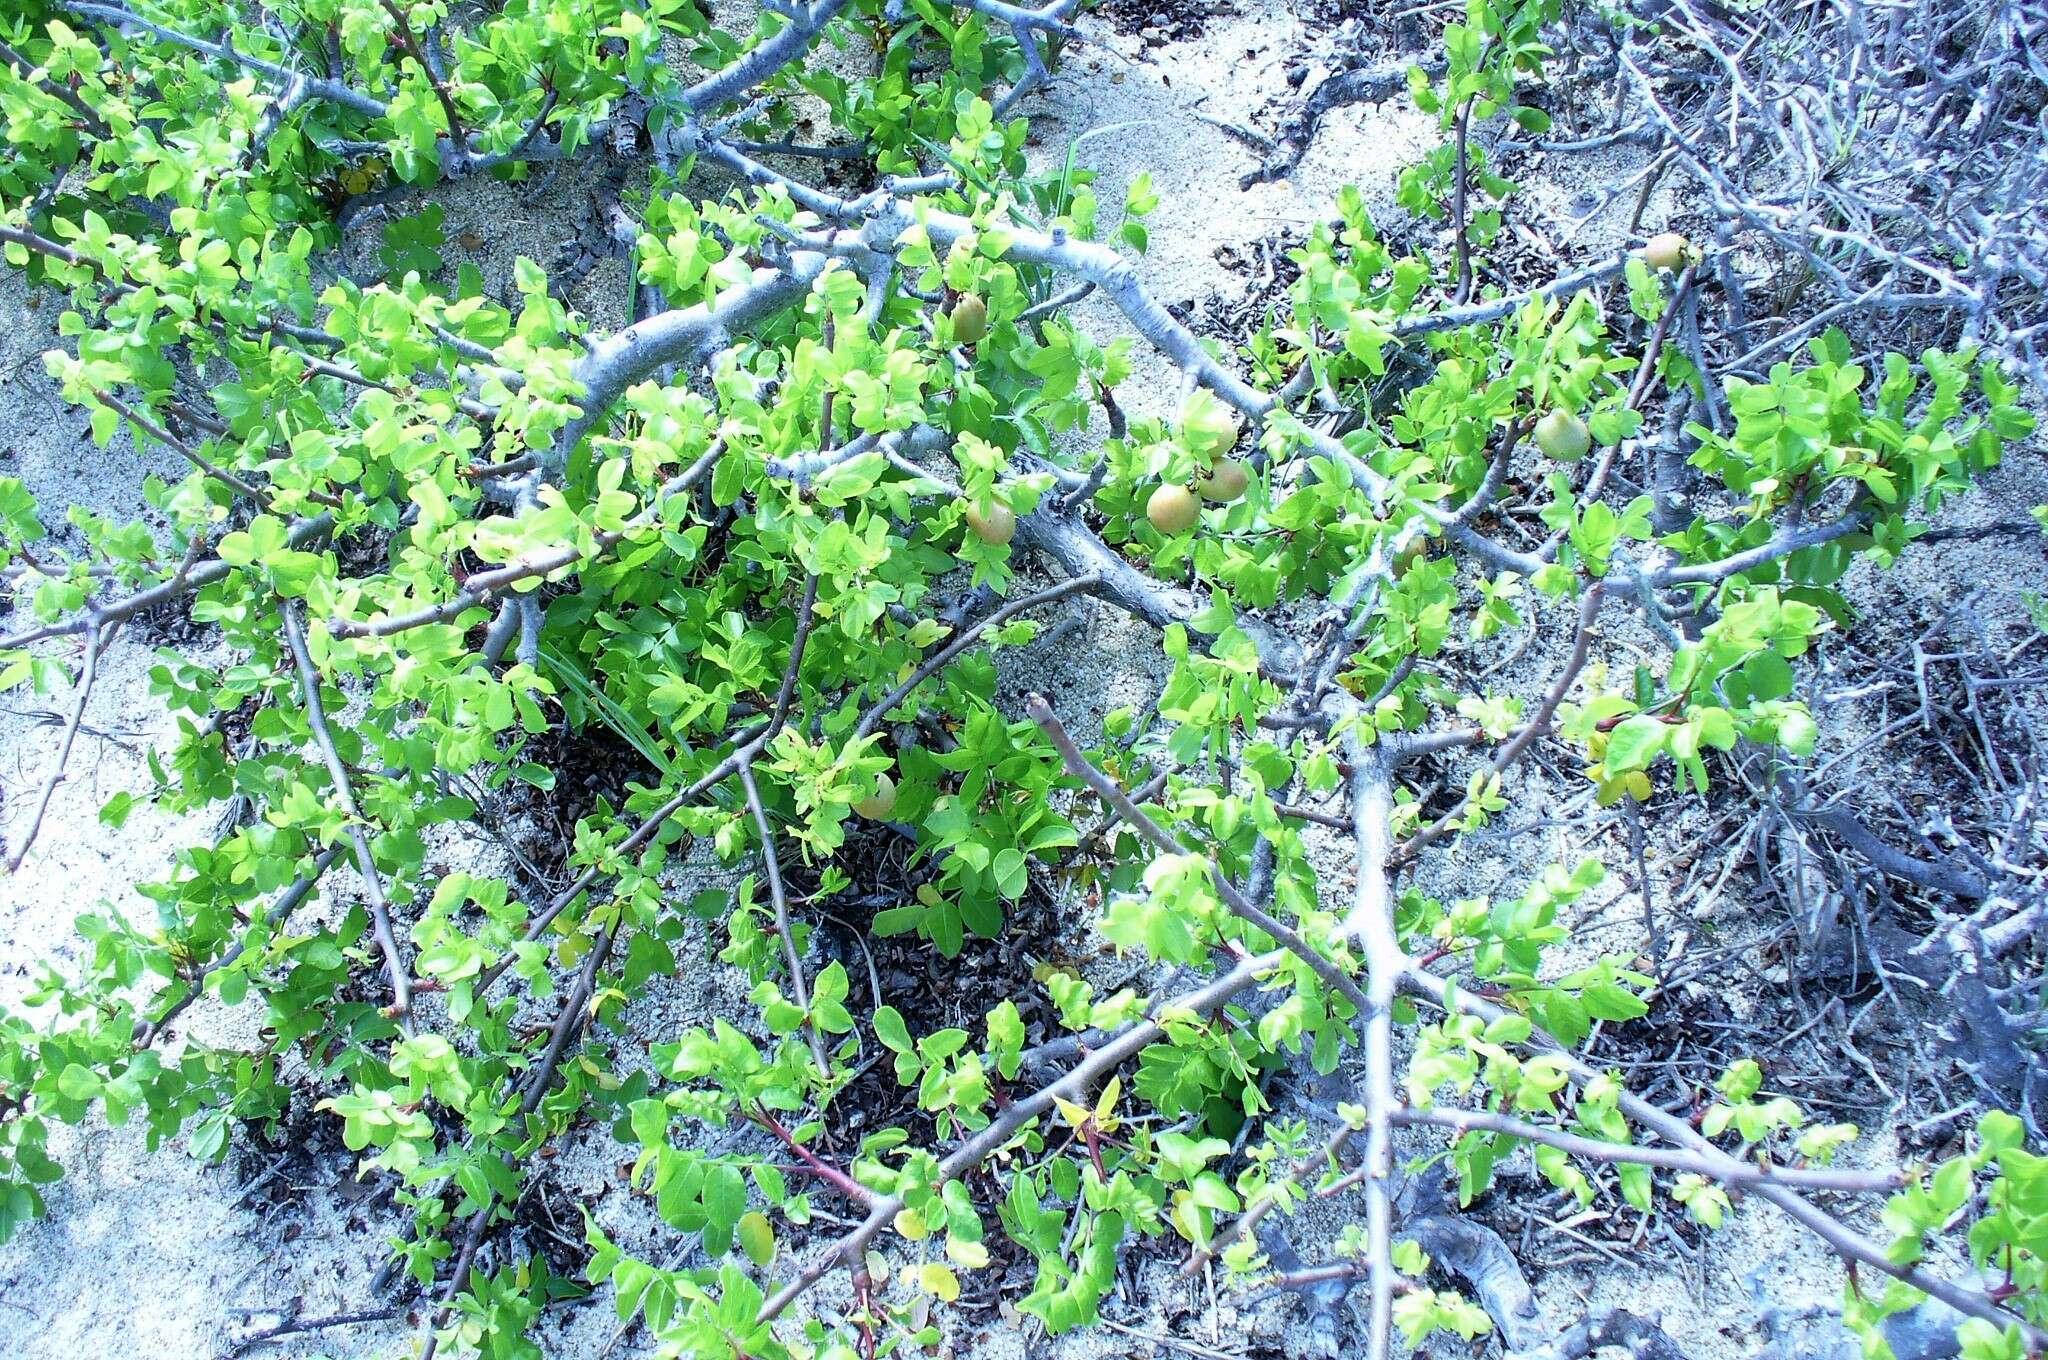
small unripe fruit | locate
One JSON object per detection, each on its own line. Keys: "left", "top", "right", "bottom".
{"left": 853, "top": 771, "right": 897, "bottom": 820}
{"left": 1533, "top": 409, "right": 1591, "bottom": 462}
{"left": 1641, "top": 232, "right": 1689, "bottom": 271}
{"left": 963, "top": 501, "right": 1015, "bottom": 545}
{"left": 1147, "top": 483, "right": 1201, "bottom": 534}
{"left": 1393, "top": 539, "right": 1429, "bottom": 578}
{"left": 947, "top": 294, "right": 988, "bottom": 344}
{"left": 1196, "top": 459, "right": 1249, "bottom": 502}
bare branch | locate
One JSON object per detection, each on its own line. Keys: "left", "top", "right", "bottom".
{"left": 6, "top": 621, "right": 111, "bottom": 872}
{"left": 1401, "top": 962, "right": 2045, "bottom": 1345}
{"left": 0, "top": 36, "right": 110, "bottom": 134}
{"left": 742, "top": 756, "right": 831, "bottom": 1074}
{"left": 280, "top": 602, "right": 413, "bottom": 1031}
{"left": 378, "top": 0, "right": 466, "bottom": 141}
{"left": 133, "top": 846, "right": 344, "bottom": 1045}
{"left": 59, "top": 2, "right": 388, "bottom": 117}
{"left": 1391, "top": 582, "right": 1608, "bottom": 866}
{"left": 1396, "top": 1105, "right": 1907, "bottom": 1193}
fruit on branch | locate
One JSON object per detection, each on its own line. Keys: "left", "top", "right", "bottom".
{"left": 964, "top": 500, "right": 1017, "bottom": 545}
{"left": 1394, "top": 538, "right": 1430, "bottom": 578}
{"left": 854, "top": 772, "right": 897, "bottom": 821}
{"left": 1195, "top": 458, "right": 1250, "bottom": 503}
{"left": 1641, "top": 232, "right": 1690, "bottom": 271}
{"left": 947, "top": 294, "right": 989, "bottom": 344}
{"left": 1533, "top": 409, "right": 1592, "bottom": 462}
{"left": 1147, "top": 483, "right": 1202, "bottom": 534}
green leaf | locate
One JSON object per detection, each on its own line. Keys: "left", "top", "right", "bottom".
{"left": 1603, "top": 716, "right": 1666, "bottom": 776}
{"left": 873, "top": 1006, "right": 914, "bottom": 1053}
{"left": 736, "top": 1211, "right": 776, "bottom": 1266}
{"left": 1582, "top": 982, "right": 1648, "bottom": 1021}
{"left": 704, "top": 1163, "right": 748, "bottom": 1234}
{"left": 56, "top": 1064, "right": 101, "bottom": 1101}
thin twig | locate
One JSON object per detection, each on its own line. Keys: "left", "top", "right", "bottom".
{"left": 851, "top": 573, "right": 1101, "bottom": 742}
{"left": 742, "top": 761, "right": 832, "bottom": 1074}
{"left": 134, "top": 846, "right": 344, "bottom": 1044}
{"left": 416, "top": 921, "right": 619, "bottom": 1360}
{"left": 0, "top": 36, "right": 110, "bottom": 134}
{"left": 6, "top": 621, "right": 110, "bottom": 872}
{"left": 1450, "top": 95, "right": 1477, "bottom": 305}
{"left": 1391, "top": 582, "right": 1607, "bottom": 866}
{"left": 226, "top": 1307, "right": 401, "bottom": 1358}
{"left": 379, "top": 0, "right": 466, "bottom": 141}
{"left": 280, "top": 603, "right": 413, "bottom": 1030}
{"left": 1396, "top": 1106, "right": 1906, "bottom": 1192}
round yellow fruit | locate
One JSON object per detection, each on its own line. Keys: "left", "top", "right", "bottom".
{"left": 1642, "top": 232, "right": 1689, "bottom": 271}
{"left": 1147, "top": 483, "right": 1201, "bottom": 534}
{"left": 853, "top": 771, "right": 897, "bottom": 820}
{"left": 1195, "top": 459, "right": 1250, "bottom": 502}
{"left": 1393, "top": 539, "right": 1429, "bottom": 578}
{"left": 1533, "top": 409, "right": 1592, "bottom": 462}
{"left": 964, "top": 501, "right": 1015, "bottom": 545}
{"left": 947, "top": 294, "right": 988, "bottom": 344}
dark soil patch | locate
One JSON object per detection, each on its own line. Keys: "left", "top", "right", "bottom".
{"left": 509, "top": 1179, "right": 597, "bottom": 1281}
{"left": 1582, "top": 989, "right": 1747, "bottom": 1112}
{"left": 332, "top": 522, "right": 394, "bottom": 582}
{"left": 802, "top": 821, "right": 1069, "bottom": 1149}
{"left": 1190, "top": 225, "right": 1309, "bottom": 342}
{"left": 232, "top": 1098, "right": 356, "bottom": 1214}
{"left": 496, "top": 720, "right": 665, "bottom": 882}
{"left": 1095, "top": 0, "right": 1224, "bottom": 46}
{"left": 128, "top": 590, "right": 206, "bottom": 647}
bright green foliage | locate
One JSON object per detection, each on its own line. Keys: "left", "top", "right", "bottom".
{"left": 1398, "top": 0, "right": 1558, "bottom": 258}
{"left": 0, "top": 0, "right": 2038, "bottom": 1356}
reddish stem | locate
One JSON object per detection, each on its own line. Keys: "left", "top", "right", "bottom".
{"left": 754, "top": 1104, "right": 873, "bottom": 1205}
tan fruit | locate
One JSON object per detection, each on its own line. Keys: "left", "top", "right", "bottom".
{"left": 1393, "top": 539, "right": 1429, "bottom": 578}
{"left": 963, "top": 501, "right": 1015, "bottom": 545}
{"left": 1533, "top": 409, "right": 1592, "bottom": 462}
{"left": 1195, "top": 459, "right": 1250, "bottom": 502}
{"left": 1642, "top": 232, "right": 1689, "bottom": 271}
{"left": 947, "top": 294, "right": 988, "bottom": 344}
{"left": 1147, "top": 483, "right": 1201, "bottom": 534}
{"left": 853, "top": 771, "right": 897, "bottom": 820}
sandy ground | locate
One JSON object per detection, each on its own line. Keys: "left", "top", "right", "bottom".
{"left": 1, "top": 3, "right": 2043, "bottom": 1359}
